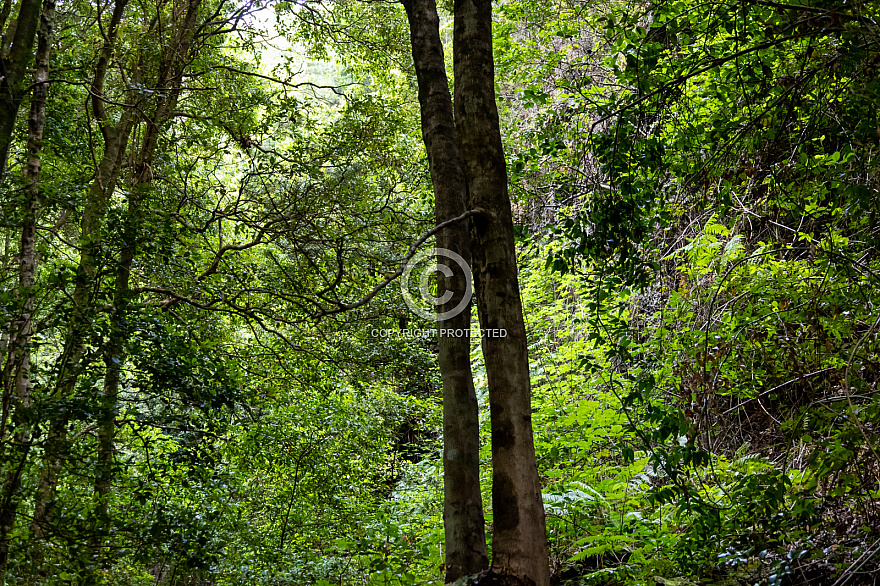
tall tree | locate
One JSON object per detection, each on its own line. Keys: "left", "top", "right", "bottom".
{"left": 402, "top": 0, "right": 488, "bottom": 580}
{"left": 453, "top": 0, "right": 550, "bottom": 582}
{"left": 0, "top": 0, "right": 53, "bottom": 581}
{"left": 89, "top": 0, "right": 204, "bottom": 577}
{"left": 27, "top": 1, "right": 136, "bottom": 575}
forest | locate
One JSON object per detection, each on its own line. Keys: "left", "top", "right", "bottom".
{"left": 0, "top": 0, "right": 878, "bottom": 584}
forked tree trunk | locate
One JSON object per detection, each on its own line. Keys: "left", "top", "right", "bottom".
{"left": 402, "top": 0, "right": 489, "bottom": 580}
{"left": 89, "top": 1, "right": 201, "bottom": 576}
{"left": 452, "top": 0, "right": 550, "bottom": 582}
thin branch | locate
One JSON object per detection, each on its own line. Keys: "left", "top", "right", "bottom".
{"left": 190, "top": 65, "right": 360, "bottom": 95}
{"left": 313, "top": 208, "right": 488, "bottom": 318}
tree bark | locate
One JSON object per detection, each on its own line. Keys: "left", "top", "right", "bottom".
{"left": 0, "top": 0, "right": 45, "bottom": 177}
{"left": 452, "top": 0, "right": 550, "bottom": 583}
{"left": 89, "top": 190, "right": 137, "bottom": 583}
{"left": 402, "top": 0, "right": 488, "bottom": 581}
{"left": 89, "top": 1, "right": 201, "bottom": 576}
{"left": 29, "top": 1, "right": 133, "bottom": 574}
{"left": 0, "top": 1, "right": 53, "bottom": 582}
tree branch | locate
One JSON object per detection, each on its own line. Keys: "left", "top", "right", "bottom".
{"left": 314, "top": 208, "right": 488, "bottom": 318}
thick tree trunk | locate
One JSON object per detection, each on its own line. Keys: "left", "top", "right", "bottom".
{"left": 0, "top": 2, "right": 53, "bottom": 582}
{"left": 452, "top": 0, "right": 550, "bottom": 583}
{"left": 402, "top": 0, "right": 488, "bottom": 580}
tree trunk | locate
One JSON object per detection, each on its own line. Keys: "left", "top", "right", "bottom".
{"left": 88, "top": 190, "right": 137, "bottom": 582}
{"left": 0, "top": 0, "right": 45, "bottom": 177}
{"left": 0, "top": 2, "right": 53, "bottom": 582}
{"left": 452, "top": 0, "right": 550, "bottom": 582}
{"left": 29, "top": 1, "right": 133, "bottom": 575}
{"left": 402, "top": 0, "right": 488, "bottom": 580}
{"left": 89, "top": 2, "right": 200, "bottom": 577}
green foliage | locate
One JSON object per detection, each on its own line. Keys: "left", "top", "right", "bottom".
{"left": 496, "top": 0, "right": 880, "bottom": 581}
{"left": 0, "top": 1, "right": 438, "bottom": 584}
{"left": 2, "top": 0, "right": 879, "bottom": 583}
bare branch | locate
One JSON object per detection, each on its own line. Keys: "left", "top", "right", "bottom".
{"left": 315, "top": 208, "right": 488, "bottom": 318}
